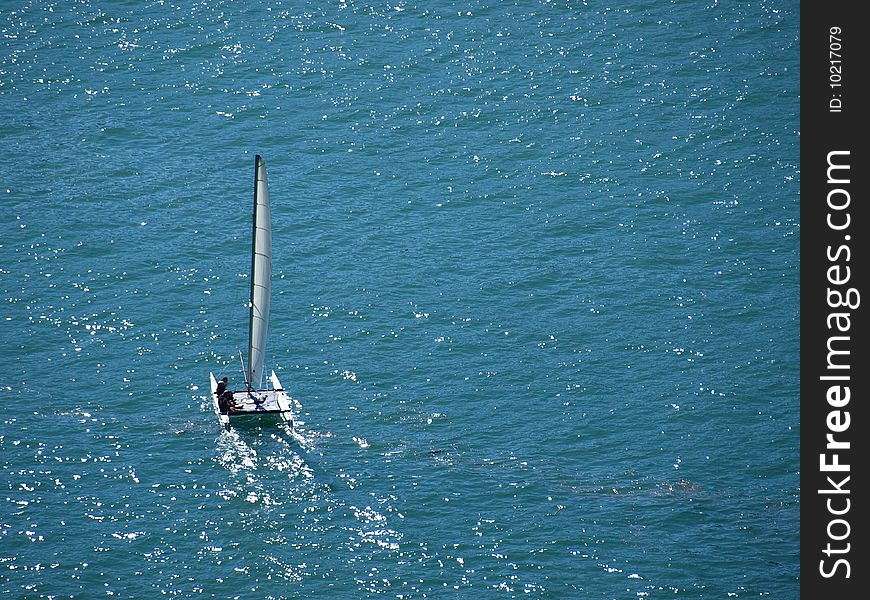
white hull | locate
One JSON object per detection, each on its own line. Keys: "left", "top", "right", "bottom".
{"left": 210, "top": 371, "right": 294, "bottom": 430}
{"left": 209, "top": 372, "right": 230, "bottom": 428}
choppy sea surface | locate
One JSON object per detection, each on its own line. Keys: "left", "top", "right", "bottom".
{"left": 1, "top": 1, "right": 799, "bottom": 598}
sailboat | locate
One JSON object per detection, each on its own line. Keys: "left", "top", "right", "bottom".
{"left": 209, "top": 155, "right": 295, "bottom": 430}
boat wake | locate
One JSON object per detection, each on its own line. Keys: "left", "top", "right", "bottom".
{"left": 216, "top": 425, "right": 313, "bottom": 481}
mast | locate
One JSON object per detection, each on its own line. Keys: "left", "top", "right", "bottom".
{"left": 247, "top": 155, "right": 272, "bottom": 388}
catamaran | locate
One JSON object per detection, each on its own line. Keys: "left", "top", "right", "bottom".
{"left": 209, "top": 155, "right": 295, "bottom": 430}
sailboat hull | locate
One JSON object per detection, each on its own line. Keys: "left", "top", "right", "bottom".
{"left": 210, "top": 371, "right": 294, "bottom": 430}
{"left": 209, "top": 372, "right": 230, "bottom": 428}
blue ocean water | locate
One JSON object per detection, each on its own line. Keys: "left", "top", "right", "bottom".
{"left": 1, "top": 1, "right": 800, "bottom": 598}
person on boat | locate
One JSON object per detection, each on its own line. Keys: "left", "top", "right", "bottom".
{"left": 216, "top": 377, "right": 229, "bottom": 397}
{"left": 216, "top": 377, "right": 236, "bottom": 413}
{"left": 225, "top": 397, "right": 245, "bottom": 413}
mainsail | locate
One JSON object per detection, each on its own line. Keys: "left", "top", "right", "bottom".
{"left": 247, "top": 155, "right": 272, "bottom": 388}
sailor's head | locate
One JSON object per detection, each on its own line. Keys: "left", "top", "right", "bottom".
{"left": 222, "top": 377, "right": 228, "bottom": 383}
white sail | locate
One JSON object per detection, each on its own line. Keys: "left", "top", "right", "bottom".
{"left": 247, "top": 155, "right": 272, "bottom": 388}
